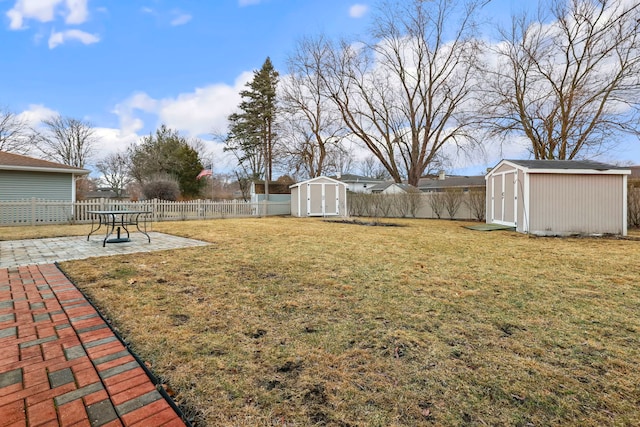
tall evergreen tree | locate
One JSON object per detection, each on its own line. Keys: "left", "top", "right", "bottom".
{"left": 225, "top": 57, "right": 279, "bottom": 186}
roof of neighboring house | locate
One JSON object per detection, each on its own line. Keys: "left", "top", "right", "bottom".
{"left": 0, "top": 151, "right": 89, "bottom": 174}
{"left": 502, "top": 159, "right": 630, "bottom": 172}
{"left": 418, "top": 175, "right": 486, "bottom": 191}
{"left": 369, "top": 182, "right": 413, "bottom": 192}
{"left": 333, "top": 174, "right": 384, "bottom": 184}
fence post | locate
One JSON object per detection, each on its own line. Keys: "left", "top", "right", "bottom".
{"left": 30, "top": 198, "right": 36, "bottom": 226}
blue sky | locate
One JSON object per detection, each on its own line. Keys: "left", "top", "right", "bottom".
{"left": 2, "top": 0, "right": 638, "bottom": 177}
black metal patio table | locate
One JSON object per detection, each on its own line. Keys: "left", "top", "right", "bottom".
{"left": 87, "top": 210, "right": 151, "bottom": 247}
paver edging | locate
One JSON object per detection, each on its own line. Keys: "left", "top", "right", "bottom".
{"left": 53, "top": 262, "right": 195, "bottom": 427}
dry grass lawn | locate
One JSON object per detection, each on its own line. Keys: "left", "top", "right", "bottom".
{"left": 10, "top": 218, "right": 640, "bottom": 426}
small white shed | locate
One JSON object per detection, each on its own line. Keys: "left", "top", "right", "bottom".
{"left": 290, "top": 176, "right": 348, "bottom": 217}
{"left": 486, "top": 159, "right": 631, "bottom": 236}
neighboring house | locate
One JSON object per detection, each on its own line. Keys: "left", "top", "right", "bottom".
{"left": 485, "top": 159, "right": 631, "bottom": 236}
{"left": 630, "top": 165, "right": 640, "bottom": 179}
{"left": 334, "top": 174, "right": 385, "bottom": 193}
{"left": 418, "top": 171, "right": 486, "bottom": 193}
{"left": 0, "top": 151, "right": 89, "bottom": 202}
{"left": 369, "top": 182, "right": 414, "bottom": 194}
{"left": 84, "top": 188, "right": 130, "bottom": 200}
{"left": 290, "top": 176, "right": 348, "bottom": 217}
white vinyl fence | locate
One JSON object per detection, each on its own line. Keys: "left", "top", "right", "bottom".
{"left": 0, "top": 198, "right": 291, "bottom": 226}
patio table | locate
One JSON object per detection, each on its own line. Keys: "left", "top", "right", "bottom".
{"left": 87, "top": 210, "right": 151, "bottom": 247}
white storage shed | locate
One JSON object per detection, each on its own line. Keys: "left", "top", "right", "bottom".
{"left": 486, "top": 159, "right": 631, "bottom": 236}
{"left": 290, "top": 176, "right": 348, "bottom": 217}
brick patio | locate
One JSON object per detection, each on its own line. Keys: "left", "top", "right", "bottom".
{"left": 0, "top": 264, "right": 187, "bottom": 426}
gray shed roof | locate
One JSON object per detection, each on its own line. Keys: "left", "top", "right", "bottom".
{"left": 504, "top": 159, "right": 629, "bottom": 171}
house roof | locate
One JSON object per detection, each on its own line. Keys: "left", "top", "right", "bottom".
{"left": 501, "top": 159, "right": 630, "bottom": 173}
{"left": 332, "top": 173, "right": 384, "bottom": 184}
{"left": 0, "top": 151, "right": 89, "bottom": 174}
{"left": 418, "top": 175, "right": 486, "bottom": 190}
{"left": 369, "top": 182, "right": 414, "bottom": 192}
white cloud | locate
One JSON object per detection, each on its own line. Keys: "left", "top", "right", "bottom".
{"left": 349, "top": 3, "right": 368, "bottom": 18}
{"left": 6, "top": 0, "right": 89, "bottom": 30}
{"left": 92, "top": 127, "right": 140, "bottom": 160}
{"left": 16, "top": 104, "right": 58, "bottom": 127}
{"left": 114, "top": 72, "right": 253, "bottom": 139}
{"left": 170, "top": 13, "right": 192, "bottom": 26}
{"left": 64, "top": 0, "right": 88, "bottom": 24}
{"left": 48, "top": 29, "right": 99, "bottom": 49}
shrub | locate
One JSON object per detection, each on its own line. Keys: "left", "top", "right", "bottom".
{"left": 142, "top": 176, "right": 181, "bottom": 201}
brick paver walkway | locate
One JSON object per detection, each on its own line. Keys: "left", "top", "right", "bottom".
{"left": 0, "top": 264, "right": 187, "bottom": 426}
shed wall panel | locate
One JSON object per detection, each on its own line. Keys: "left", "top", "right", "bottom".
{"left": 0, "top": 171, "right": 72, "bottom": 201}
{"left": 517, "top": 169, "right": 525, "bottom": 231}
{"left": 528, "top": 174, "right": 624, "bottom": 235}
{"left": 492, "top": 176, "right": 503, "bottom": 222}
{"left": 503, "top": 172, "right": 515, "bottom": 224}
{"left": 291, "top": 189, "right": 300, "bottom": 217}
{"left": 309, "top": 184, "right": 324, "bottom": 215}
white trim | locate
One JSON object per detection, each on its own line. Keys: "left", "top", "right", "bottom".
{"left": 500, "top": 173, "right": 505, "bottom": 223}
{"left": 523, "top": 171, "right": 530, "bottom": 233}
{"left": 512, "top": 171, "right": 518, "bottom": 228}
{"left": 622, "top": 174, "right": 628, "bottom": 236}
{"left": 1, "top": 165, "right": 89, "bottom": 174}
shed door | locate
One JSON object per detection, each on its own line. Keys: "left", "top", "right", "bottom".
{"left": 490, "top": 171, "right": 517, "bottom": 227}
{"left": 307, "top": 183, "right": 340, "bottom": 216}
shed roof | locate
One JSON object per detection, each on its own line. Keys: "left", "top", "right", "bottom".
{"left": 502, "top": 159, "right": 630, "bottom": 173}
{"left": 290, "top": 176, "right": 347, "bottom": 188}
{"left": 0, "top": 151, "right": 89, "bottom": 174}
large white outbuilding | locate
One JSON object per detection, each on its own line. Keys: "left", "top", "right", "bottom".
{"left": 486, "top": 159, "right": 631, "bottom": 236}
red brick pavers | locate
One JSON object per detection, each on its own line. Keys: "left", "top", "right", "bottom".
{"left": 0, "top": 264, "right": 186, "bottom": 427}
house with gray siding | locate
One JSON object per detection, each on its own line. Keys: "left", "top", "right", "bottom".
{"left": 0, "top": 151, "right": 89, "bottom": 202}
{"left": 486, "top": 159, "right": 631, "bottom": 236}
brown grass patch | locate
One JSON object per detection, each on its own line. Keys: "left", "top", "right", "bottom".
{"left": 48, "top": 218, "right": 640, "bottom": 426}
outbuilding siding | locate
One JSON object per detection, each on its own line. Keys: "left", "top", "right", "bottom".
{"left": 486, "top": 159, "right": 630, "bottom": 236}
{"left": 0, "top": 170, "right": 73, "bottom": 201}
{"left": 528, "top": 174, "right": 625, "bottom": 235}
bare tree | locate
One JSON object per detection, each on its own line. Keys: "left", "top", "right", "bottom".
{"left": 0, "top": 107, "right": 30, "bottom": 154}
{"left": 32, "top": 115, "right": 98, "bottom": 168}
{"left": 358, "top": 155, "right": 391, "bottom": 179}
{"left": 322, "top": 0, "right": 484, "bottom": 186}
{"left": 443, "top": 188, "right": 464, "bottom": 219}
{"left": 281, "top": 36, "right": 347, "bottom": 178}
{"left": 95, "top": 151, "right": 132, "bottom": 198}
{"left": 428, "top": 192, "right": 446, "bottom": 219}
{"left": 483, "top": 0, "right": 640, "bottom": 159}
{"left": 465, "top": 188, "right": 486, "bottom": 221}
